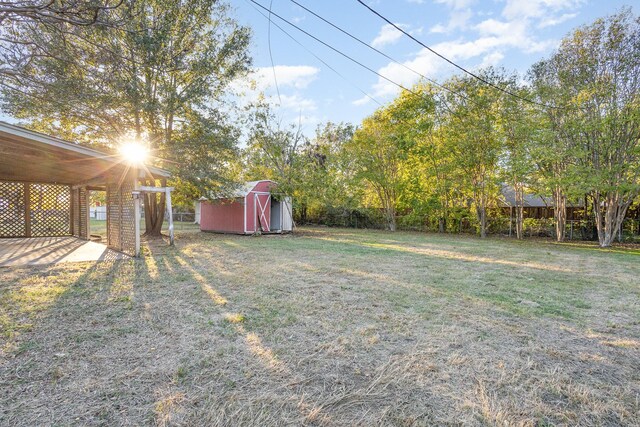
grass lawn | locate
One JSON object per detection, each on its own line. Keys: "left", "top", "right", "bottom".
{"left": 89, "top": 219, "right": 199, "bottom": 239}
{"left": 1, "top": 227, "right": 638, "bottom": 426}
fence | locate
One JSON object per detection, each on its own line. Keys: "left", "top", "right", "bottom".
{"left": 90, "top": 206, "right": 107, "bottom": 220}
{"left": 297, "top": 208, "right": 640, "bottom": 242}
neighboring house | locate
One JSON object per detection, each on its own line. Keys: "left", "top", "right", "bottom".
{"left": 198, "top": 180, "right": 293, "bottom": 234}
{"left": 498, "top": 184, "right": 584, "bottom": 220}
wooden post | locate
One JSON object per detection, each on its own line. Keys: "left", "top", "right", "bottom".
{"left": 84, "top": 188, "right": 90, "bottom": 239}
{"left": 23, "top": 183, "right": 31, "bottom": 237}
{"left": 166, "top": 187, "right": 174, "bottom": 246}
{"left": 133, "top": 171, "right": 141, "bottom": 257}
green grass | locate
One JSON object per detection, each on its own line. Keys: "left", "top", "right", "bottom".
{"left": 1, "top": 227, "right": 639, "bottom": 426}
{"left": 89, "top": 219, "right": 199, "bottom": 238}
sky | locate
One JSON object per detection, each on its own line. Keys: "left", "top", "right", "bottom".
{"left": 231, "top": 0, "right": 635, "bottom": 134}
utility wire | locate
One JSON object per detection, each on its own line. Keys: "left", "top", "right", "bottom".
{"left": 354, "top": 0, "right": 554, "bottom": 109}
{"left": 245, "top": 0, "right": 382, "bottom": 106}
{"left": 287, "top": 0, "right": 474, "bottom": 104}
{"left": 249, "top": 0, "right": 418, "bottom": 96}
{"left": 267, "top": 0, "right": 282, "bottom": 104}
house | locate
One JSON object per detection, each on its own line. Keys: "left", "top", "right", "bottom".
{"left": 498, "top": 184, "right": 584, "bottom": 220}
{"left": 198, "top": 180, "right": 293, "bottom": 234}
{"left": 0, "top": 121, "right": 170, "bottom": 264}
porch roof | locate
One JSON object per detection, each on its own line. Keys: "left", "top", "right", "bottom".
{"left": 0, "top": 121, "right": 170, "bottom": 185}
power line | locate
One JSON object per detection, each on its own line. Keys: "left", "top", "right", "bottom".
{"left": 244, "top": 0, "right": 382, "bottom": 106}
{"left": 353, "top": 0, "right": 553, "bottom": 109}
{"left": 267, "top": 0, "right": 282, "bottom": 104}
{"left": 248, "top": 0, "right": 418, "bottom": 97}
{"left": 287, "top": 0, "right": 474, "bottom": 104}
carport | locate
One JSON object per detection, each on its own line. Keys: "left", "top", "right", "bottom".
{"left": 0, "top": 122, "right": 170, "bottom": 263}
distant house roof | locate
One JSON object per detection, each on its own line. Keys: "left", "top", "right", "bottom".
{"left": 499, "top": 184, "right": 551, "bottom": 208}
{"left": 499, "top": 184, "right": 583, "bottom": 208}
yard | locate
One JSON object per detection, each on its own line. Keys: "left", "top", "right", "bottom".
{"left": 1, "top": 227, "right": 638, "bottom": 426}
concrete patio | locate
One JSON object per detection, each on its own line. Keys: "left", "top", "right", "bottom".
{"left": 0, "top": 237, "right": 128, "bottom": 267}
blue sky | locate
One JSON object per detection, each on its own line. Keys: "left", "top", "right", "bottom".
{"left": 231, "top": 0, "right": 635, "bottom": 134}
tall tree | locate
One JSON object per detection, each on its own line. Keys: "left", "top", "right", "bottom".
{"left": 346, "top": 89, "right": 434, "bottom": 231}
{"left": 244, "top": 103, "right": 306, "bottom": 196}
{"left": 440, "top": 69, "right": 504, "bottom": 238}
{"left": 1, "top": 0, "right": 252, "bottom": 235}
{"left": 531, "top": 9, "right": 640, "bottom": 247}
{"left": 0, "top": 0, "right": 124, "bottom": 77}
{"left": 297, "top": 122, "right": 357, "bottom": 221}
{"left": 496, "top": 78, "right": 537, "bottom": 240}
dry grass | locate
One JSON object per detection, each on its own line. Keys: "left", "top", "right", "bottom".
{"left": 1, "top": 227, "right": 639, "bottom": 426}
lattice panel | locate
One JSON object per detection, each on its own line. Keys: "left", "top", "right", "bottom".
{"left": 29, "top": 183, "right": 71, "bottom": 237}
{"left": 107, "top": 183, "right": 121, "bottom": 250}
{"left": 71, "top": 188, "right": 80, "bottom": 237}
{"left": 119, "top": 181, "right": 136, "bottom": 256}
{"left": 78, "top": 188, "right": 88, "bottom": 239}
{"left": 107, "top": 181, "right": 137, "bottom": 256}
{"left": 0, "top": 181, "right": 26, "bottom": 237}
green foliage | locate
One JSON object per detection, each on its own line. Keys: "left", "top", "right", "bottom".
{"left": 1, "top": 0, "right": 252, "bottom": 198}
{"left": 345, "top": 88, "right": 436, "bottom": 230}
{"left": 529, "top": 8, "right": 640, "bottom": 246}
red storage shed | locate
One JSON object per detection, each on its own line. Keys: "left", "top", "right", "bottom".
{"left": 199, "top": 180, "right": 293, "bottom": 234}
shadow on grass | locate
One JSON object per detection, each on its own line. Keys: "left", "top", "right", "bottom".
{"left": 1, "top": 257, "right": 129, "bottom": 355}
{"left": 2, "top": 230, "right": 638, "bottom": 426}
{"left": 152, "top": 244, "right": 342, "bottom": 425}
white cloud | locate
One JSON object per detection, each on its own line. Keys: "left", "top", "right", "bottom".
{"left": 355, "top": 0, "right": 585, "bottom": 105}
{"left": 430, "top": 8, "right": 473, "bottom": 34}
{"left": 291, "top": 15, "right": 305, "bottom": 24}
{"left": 371, "top": 24, "right": 406, "bottom": 48}
{"left": 277, "top": 94, "right": 317, "bottom": 111}
{"left": 231, "top": 65, "right": 319, "bottom": 119}
{"left": 537, "top": 12, "right": 578, "bottom": 28}
{"left": 479, "top": 52, "right": 505, "bottom": 68}
{"left": 352, "top": 95, "right": 372, "bottom": 106}
{"left": 430, "top": 0, "right": 475, "bottom": 34}
{"left": 435, "top": 0, "right": 475, "bottom": 9}
{"left": 251, "top": 65, "right": 320, "bottom": 90}
{"left": 354, "top": 48, "right": 443, "bottom": 105}
{"left": 502, "top": 0, "right": 584, "bottom": 20}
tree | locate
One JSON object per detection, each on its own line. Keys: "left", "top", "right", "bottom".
{"left": 297, "top": 122, "right": 357, "bottom": 222}
{"left": 1, "top": 0, "right": 252, "bottom": 235}
{"left": 244, "top": 103, "right": 306, "bottom": 196}
{"left": 346, "top": 89, "right": 434, "bottom": 231}
{"left": 531, "top": 9, "right": 640, "bottom": 247}
{"left": 496, "top": 78, "right": 538, "bottom": 239}
{"left": 440, "top": 69, "right": 504, "bottom": 238}
{"left": 0, "top": 1, "right": 124, "bottom": 77}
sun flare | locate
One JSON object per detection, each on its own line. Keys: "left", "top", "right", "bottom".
{"left": 119, "top": 141, "right": 149, "bottom": 165}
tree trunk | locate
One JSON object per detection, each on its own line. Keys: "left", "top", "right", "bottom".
{"left": 593, "top": 191, "right": 633, "bottom": 247}
{"left": 438, "top": 217, "right": 445, "bottom": 233}
{"left": 476, "top": 205, "right": 487, "bottom": 238}
{"left": 514, "top": 182, "right": 524, "bottom": 239}
{"left": 386, "top": 207, "right": 396, "bottom": 231}
{"left": 143, "top": 178, "right": 166, "bottom": 237}
{"left": 553, "top": 188, "right": 566, "bottom": 242}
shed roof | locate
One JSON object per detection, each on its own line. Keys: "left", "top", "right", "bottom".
{"left": 202, "top": 180, "right": 276, "bottom": 200}
{"left": 0, "top": 121, "right": 170, "bottom": 185}
{"left": 232, "top": 180, "right": 276, "bottom": 197}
